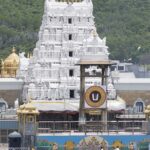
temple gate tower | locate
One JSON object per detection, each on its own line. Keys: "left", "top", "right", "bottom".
{"left": 78, "top": 60, "right": 112, "bottom": 130}
{"left": 22, "top": 0, "right": 109, "bottom": 102}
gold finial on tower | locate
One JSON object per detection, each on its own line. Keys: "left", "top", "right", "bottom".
{"left": 27, "top": 53, "right": 30, "bottom": 58}
{"left": 29, "top": 53, "right": 31, "bottom": 58}
{"left": 12, "top": 46, "right": 16, "bottom": 53}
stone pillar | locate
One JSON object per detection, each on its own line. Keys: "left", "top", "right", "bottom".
{"left": 79, "top": 65, "right": 85, "bottom": 128}
{"left": 144, "top": 105, "right": 150, "bottom": 134}
{"left": 101, "top": 67, "right": 105, "bottom": 85}
{"left": 101, "top": 110, "right": 107, "bottom": 132}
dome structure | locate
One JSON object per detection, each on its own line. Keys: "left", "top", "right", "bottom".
{"left": 4, "top": 47, "right": 19, "bottom": 67}
{"left": 8, "top": 131, "right": 21, "bottom": 138}
{"left": 1, "top": 47, "right": 20, "bottom": 77}
{"left": 17, "top": 101, "right": 39, "bottom": 115}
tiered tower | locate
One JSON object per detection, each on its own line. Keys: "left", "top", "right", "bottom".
{"left": 23, "top": 0, "right": 109, "bottom": 101}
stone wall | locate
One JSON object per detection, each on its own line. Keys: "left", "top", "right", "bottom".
{"left": 117, "top": 90, "right": 150, "bottom": 106}
{"left": 0, "top": 90, "right": 22, "bottom": 108}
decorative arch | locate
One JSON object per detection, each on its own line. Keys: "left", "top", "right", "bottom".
{"left": 0, "top": 98, "right": 8, "bottom": 112}
{"left": 134, "top": 98, "right": 145, "bottom": 113}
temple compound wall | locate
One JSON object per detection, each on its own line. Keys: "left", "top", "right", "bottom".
{"left": 0, "top": 90, "right": 22, "bottom": 108}
{"left": 117, "top": 90, "right": 150, "bottom": 106}
{"left": 115, "top": 81, "right": 150, "bottom": 109}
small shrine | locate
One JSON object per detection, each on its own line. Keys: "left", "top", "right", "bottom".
{"left": 17, "top": 100, "right": 39, "bottom": 148}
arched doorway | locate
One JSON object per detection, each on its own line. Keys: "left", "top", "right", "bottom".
{"left": 134, "top": 98, "right": 145, "bottom": 113}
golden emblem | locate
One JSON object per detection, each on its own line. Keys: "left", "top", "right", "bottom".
{"left": 84, "top": 86, "right": 106, "bottom": 107}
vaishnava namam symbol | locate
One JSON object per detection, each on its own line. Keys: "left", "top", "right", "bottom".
{"left": 90, "top": 91, "right": 101, "bottom": 102}
{"left": 84, "top": 86, "right": 106, "bottom": 108}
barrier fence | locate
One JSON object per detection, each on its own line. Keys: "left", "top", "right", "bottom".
{"left": 38, "top": 120, "right": 148, "bottom": 134}
{"left": 1, "top": 121, "right": 149, "bottom": 149}
{"left": 7, "top": 145, "right": 150, "bottom": 150}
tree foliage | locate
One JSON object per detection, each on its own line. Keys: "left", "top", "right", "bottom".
{"left": 0, "top": 0, "right": 150, "bottom": 63}
{"left": 93, "top": 0, "right": 150, "bottom": 63}
{"left": 0, "top": 0, "right": 44, "bottom": 58}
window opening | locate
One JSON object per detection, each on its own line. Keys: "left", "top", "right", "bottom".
{"left": 69, "top": 69, "right": 74, "bottom": 76}
{"left": 69, "top": 51, "right": 73, "bottom": 57}
{"left": 68, "top": 18, "right": 72, "bottom": 24}
{"left": 70, "top": 90, "right": 75, "bottom": 98}
{"left": 69, "top": 34, "right": 72, "bottom": 40}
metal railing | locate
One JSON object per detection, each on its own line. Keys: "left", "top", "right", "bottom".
{"left": 2, "top": 145, "right": 150, "bottom": 150}
{"left": 36, "top": 145, "right": 150, "bottom": 150}
{"left": 9, "top": 148, "right": 29, "bottom": 150}
{"left": 38, "top": 120, "right": 148, "bottom": 134}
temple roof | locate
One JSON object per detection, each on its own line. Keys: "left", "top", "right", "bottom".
{"left": 4, "top": 47, "right": 20, "bottom": 66}
{"left": 77, "top": 60, "right": 114, "bottom": 65}
{"left": 31, "top": 100, "right": 79, "bottom": 113}
{"left": 17, "top": 101, "right": 39, "bottom": 115}
{"left": 27, "top": 97, "right": 126, "bottom": 113}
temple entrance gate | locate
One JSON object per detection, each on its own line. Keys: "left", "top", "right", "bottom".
{"left": 77, "top": 59, "right": 113, "bottom": 131}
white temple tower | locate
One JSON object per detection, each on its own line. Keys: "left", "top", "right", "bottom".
{"left": 23, "top": 0, "right": 109, "bottom": 101}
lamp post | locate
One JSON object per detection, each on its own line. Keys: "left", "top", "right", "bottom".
{"left": 144, "top": 105, "right": 150, "bottom": 134}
